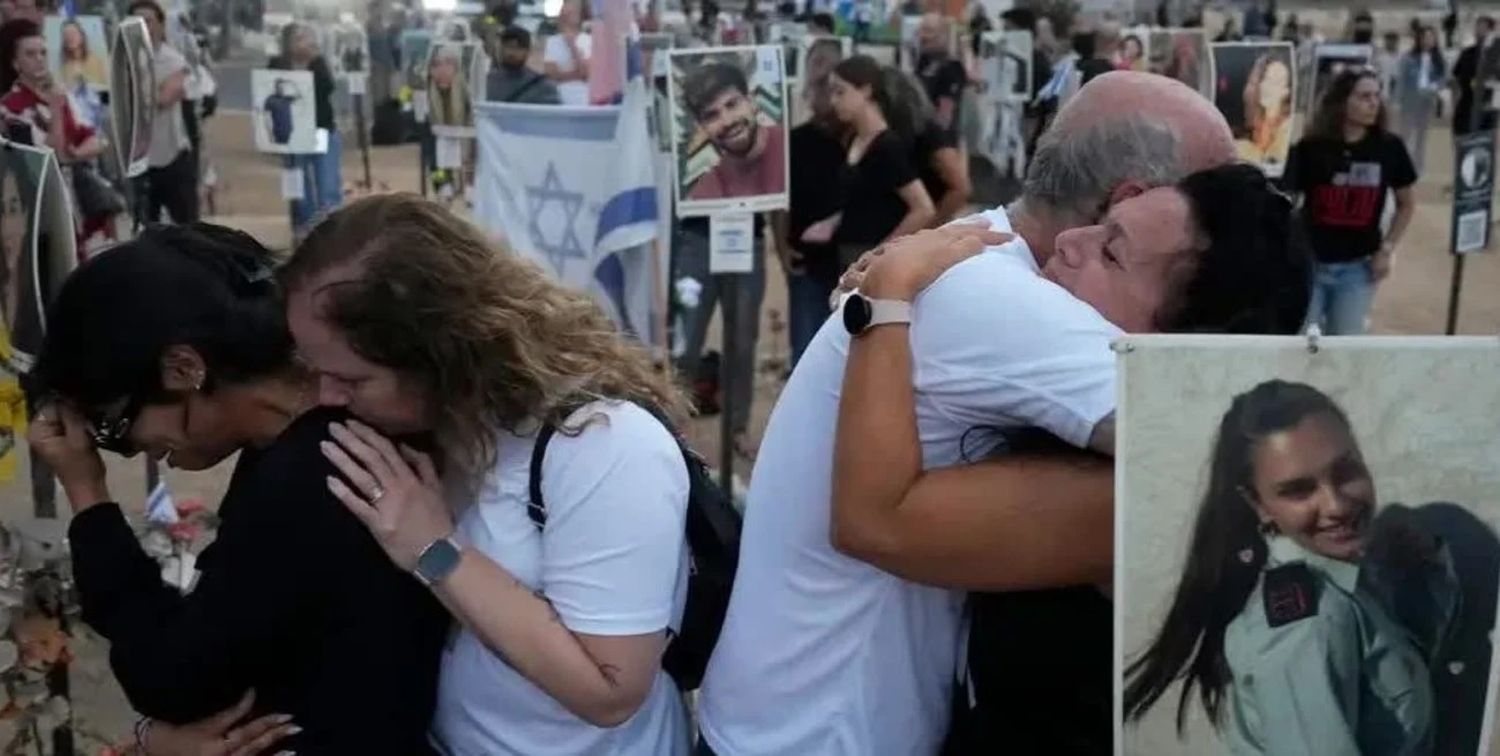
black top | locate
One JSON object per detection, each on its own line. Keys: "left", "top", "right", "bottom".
{"left": 911, "top": 119, "right": 957, "bottom": 208}
{"left": 835, "top": 129, "right": 918, "bottom": 247}
{"left": 917, "top": 54, "right": 967, "bottom": 134}
{"left": 1078, "top": 57, "right": 1113, "bottom": 87}
{"left": 787, "top": 120, "right": 846, "bottom": 284}
{"left": 69, "top": 406, "right": 448, "bottom": 754}
{"left": 270, "top": 55, "right": 337, "bottom": 131}
{"left": 1453, "top": 45, "right": 1483, "bottom": 135}
{"left": 1284, "top": 130, "right": 1416, "bottom": 264}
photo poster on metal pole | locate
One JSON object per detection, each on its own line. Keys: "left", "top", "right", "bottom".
{"left": 1447, "top": 130, "right": 1495, "bottom": 334}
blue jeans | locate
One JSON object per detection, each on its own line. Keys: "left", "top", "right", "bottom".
{"left": 286, "top": 130, "right": 344, "bottom": 233}
{"left": 1304, "top": 259, "right": 1376, "bottom": 335}
{"left": 786, "top": 271, "right": 834, "bottom": 367}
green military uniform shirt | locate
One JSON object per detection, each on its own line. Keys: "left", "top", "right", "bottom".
{"left": 1222, "top": 536, "right": 1435, "bottom": 756}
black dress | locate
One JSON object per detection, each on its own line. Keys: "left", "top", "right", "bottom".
{"left": 68, "top": 406, "right": 449, "bottom": 754}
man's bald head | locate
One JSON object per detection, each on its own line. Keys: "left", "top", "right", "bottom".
{"left": 1023, "top": 71, "right": 1235, "bottom": 225}
{"left": 917, "top": 13, "right": 948, "bottom": 52}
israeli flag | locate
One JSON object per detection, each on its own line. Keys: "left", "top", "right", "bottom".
{"left": 474, "top": 37, "right": 660, "bottom": 341}
{"left": 145, "top": 481, "right": 179, "bottom": 525}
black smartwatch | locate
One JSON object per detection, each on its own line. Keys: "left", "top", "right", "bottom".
{"left": 413, "top": 537, "right": 463, "bottom": 587}
{"left": 842, "top": 292, "right": 913, "bottom": 336}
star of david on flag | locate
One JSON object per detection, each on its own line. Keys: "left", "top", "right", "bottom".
{"left": 474, "top": 31, "right": 660, "bottom": 341}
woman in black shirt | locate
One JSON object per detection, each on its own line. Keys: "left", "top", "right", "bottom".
{"left": 26, "top": 224, "right": 448, "bottom": 754}
{"left": 272, "top": 23, "right": 342, "bottom": 236}
{"left": 1284, "top": 69, "right": 1416, "bottom": 335}
{"left": 827, "top": 55, "right": 935, "bottom": 270}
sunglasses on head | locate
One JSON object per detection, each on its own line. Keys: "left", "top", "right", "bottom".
{"left": 85, "top": 394, "right": 143, "bottom": 456}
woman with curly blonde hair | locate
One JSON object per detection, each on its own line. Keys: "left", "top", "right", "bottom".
{"left": 281, "top": 193, "right": 696, "bottom": 755}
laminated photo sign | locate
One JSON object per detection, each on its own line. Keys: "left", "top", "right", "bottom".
{"left": 111, "top": 16, "right": 154, "bottom": 179}
{"left": 668, "top": 46, "right": 790, "bottom": 218}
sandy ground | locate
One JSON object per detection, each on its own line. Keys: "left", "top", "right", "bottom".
{"left": 5, "top": 103, "right": 1500, "bottom": 750}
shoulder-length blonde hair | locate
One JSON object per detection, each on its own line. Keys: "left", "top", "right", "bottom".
{"left": 280, "top": 194, "right": 690, "bottom": 475}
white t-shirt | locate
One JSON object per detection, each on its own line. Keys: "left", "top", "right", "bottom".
{"left": 544, "top": 33, "right": 594, "bottom": 106}
{"left": 149, "top": 43, "right": 190, "bottom": 168}
{"left": 696, "top": 207, "right": 1120, "bottom": 756}
{"left": 432, "top": 401, "right": 692, "bottom": 756}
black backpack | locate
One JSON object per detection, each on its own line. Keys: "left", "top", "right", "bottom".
{"left": 527, "top": 406, "right": 741, "bottom": 691}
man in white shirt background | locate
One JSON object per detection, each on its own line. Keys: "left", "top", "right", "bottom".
{"left": 544, "top": 0, "right": 592, "bottom": 105}
{"left": 695, "top": 71, "right": 1314, "bottom": 756}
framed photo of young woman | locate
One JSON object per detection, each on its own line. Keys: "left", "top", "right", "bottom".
{"left": 1116, "top": 335, "right": 1500, "bottom": 756}
{"left": 1210, "top": 42, "right": 1295, "bottom": 178}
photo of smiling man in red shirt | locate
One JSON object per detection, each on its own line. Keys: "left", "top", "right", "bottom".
{"left": 680, "top": 60, "right": 787, "bottom": 202}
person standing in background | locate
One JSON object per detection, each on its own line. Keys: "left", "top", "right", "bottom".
{"left": 129, "top": 0, "right": 198, "bottom": 223}
{"left": 1285, "top": 70, "right": 1416, "bottom": 336}
{"left": 914, "top": 14, "right": 965, "bottom": 136}
{"left": 1456, "top": 16, "right": 1497, "bottom": 135}
{"left": 1376, "top": 31, "right": 1401, "bottom": 101}
{"left": 827, "top": 55, "right": 934, "bottom": 269}
{"left": 487, "top": 26, "right": 560, "bottom": 104}
{"left": 1396, "top": 26, "right": 1445, "bottom": 176}
{"left": 271, "top": 23, "right": 341, "bottom": 235}
{"left": 544, "top": 0, "right": 591, "bottom": 105}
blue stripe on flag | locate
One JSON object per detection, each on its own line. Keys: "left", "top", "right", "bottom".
{"left": 490, "top": 107, "right": 617, "bottom": 141}
{"left": 595, "top": 187, "right": 658, "bottom": 246}
{"left": 594, "top": 252, "right": 638, "bottom": 338}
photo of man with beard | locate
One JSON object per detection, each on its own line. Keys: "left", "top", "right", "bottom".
{"left": 675, "top": 54, "right": 787, "bottom": 207}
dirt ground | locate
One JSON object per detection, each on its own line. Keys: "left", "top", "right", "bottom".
{"left": 5, "top": 102, "right": 1500, "bottom": 750}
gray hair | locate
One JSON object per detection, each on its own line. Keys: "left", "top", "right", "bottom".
{"left": 1021, "top": 113, "right": 1182, "bottom": 223}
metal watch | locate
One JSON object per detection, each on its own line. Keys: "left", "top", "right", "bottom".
{"left": 842, "top": 292, "right": 913, "bottom": 336}
{"left": 413, "top": 537, "right": 462, "bottom": 587}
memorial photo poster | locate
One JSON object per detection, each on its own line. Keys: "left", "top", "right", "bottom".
{"left": 1311, "top": 43, "right": 1373, "bottom": 115}
{"left": 0, "top": 144, "right": 75, "bottom": 374}
{"left": 400, "top": 29, "right": 434, "bottom": 92}
{"left": 792, "top": 35, "right": 850, "bottom": 124}
{"left": 45, "top": 15, "right": 109, "bottom": 95}
{"left": 667, "top": 46, "right": 789, "bottom": 217}
{"left": 1149, "top": 28, "right": 1213, "bottom": 100}
{"left": 1211, "top": 42, "right": 1295, "bottom": 177}
{"left": 251, "top": 69, "right": 320, "bottom": 154}
{"left": 979, "top": 29, "right": 1033, "bottom": 101}
{"left": 426, "top": 42, "right": 478, "bottom": 137}
{"left": 1116, "top": 25, "right": 1149, "bottom": 73}
{"left": 1116, "top": 335, "right": 1500, "bottom": 756}
{"left": 112, "top": 17, "right": 154, "bottom": 179}
{"left": 332, "top": 24, "right": 369, "bottom": 76}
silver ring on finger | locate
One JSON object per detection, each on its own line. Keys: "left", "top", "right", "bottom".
{"left": 369, "top": 484, "right": 386, "bottom": 503}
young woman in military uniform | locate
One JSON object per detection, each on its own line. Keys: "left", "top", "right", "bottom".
{"left": 1123, "top": 380, "right": 1458, "bottom": 755}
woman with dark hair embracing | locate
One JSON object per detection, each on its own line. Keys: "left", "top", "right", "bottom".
{"left": 24, "top": 223, "right": 447, "bottom": 754}
{"left": 1123, "top": 380, "right": 1458, "bottom": 754}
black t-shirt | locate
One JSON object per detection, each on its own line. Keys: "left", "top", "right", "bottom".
{"left": 912, "top": 119, "right": 957, "bottom": 205}
{"left": 787, "top": 120, "right": 847, "bottom": 282}
{"left": 917, "top": 54, "right": 967, "bottom": 130}
{"left": 1284, "top": 131, "right": 1417, "bottom": 263}
{"left": 836, "top": 129, "right": 918, "bottom": 246}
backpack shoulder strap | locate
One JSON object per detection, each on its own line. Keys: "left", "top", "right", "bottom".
{"left": 528, "top": 422, "right": 559, "bottom": 530}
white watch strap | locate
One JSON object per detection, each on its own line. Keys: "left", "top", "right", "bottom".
{"left": 867, "top": 298, "right": 913, "bottom": 328}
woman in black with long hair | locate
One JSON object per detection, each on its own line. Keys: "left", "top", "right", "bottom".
{"left": 26, "top": 223, "right": 447, "bottom": 754}
{"left": 825, "top": 55, "right": 934, "bottom": 271}
{"left": 1123, "top": 380, "right": 1450, "bottom": 754}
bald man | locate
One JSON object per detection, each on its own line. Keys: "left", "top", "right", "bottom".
{"left": 696, "top": 72, "right": 1251, "bottom": 756}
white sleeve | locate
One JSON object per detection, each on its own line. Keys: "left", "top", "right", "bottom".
{"left": 910, "top": 251, "right": 1118, "bottom": 449}
{"left": 542, "top": 36, "right": 569, "bottom": 68}
{"left": 537, "top": 403, "right": 689, "bottom": 636}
